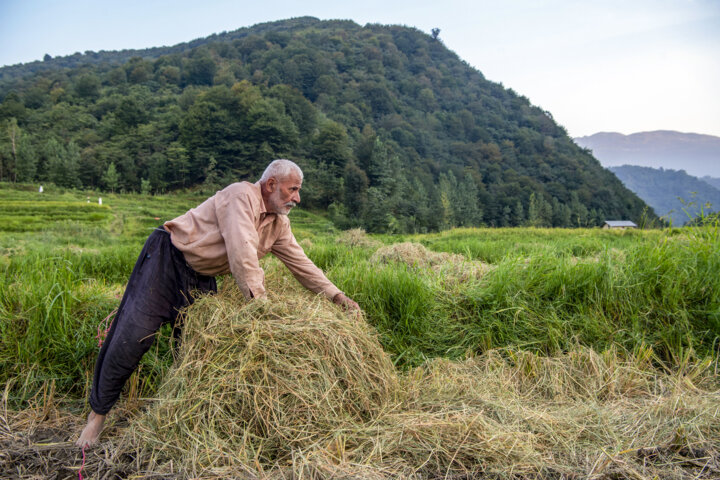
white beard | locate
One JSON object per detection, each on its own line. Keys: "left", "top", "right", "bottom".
{"left": 269, "top": 189, "right": 296, "bottom": 215}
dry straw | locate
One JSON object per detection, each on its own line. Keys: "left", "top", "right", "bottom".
{"left": 371, "top": 241, "right": 493, "bottom": 282}
{"left": 113, "top": 264, "right": 719, "bottom": 479}
{"left": 337, "top": 228, "right": 383, "bottom": 248}
{"left": 123, "top": 273, "right": 400, "bottom": 476}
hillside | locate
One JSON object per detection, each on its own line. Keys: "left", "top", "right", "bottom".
{"left": 609, "top": 165, "right": 720, "bottom": 225}
{"left": 0, "top": 17, "right": 650, "bottom": 231}
{"left": 575, "top": 131, "right": 720, "bottom": 178}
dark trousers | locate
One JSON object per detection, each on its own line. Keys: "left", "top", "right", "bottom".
{"left": 89, "top": 228, "right": 216, "bottom": 415}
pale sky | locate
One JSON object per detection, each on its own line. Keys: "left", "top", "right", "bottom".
{"left": 1, "top": 0, "right": 719, "bottom": 138}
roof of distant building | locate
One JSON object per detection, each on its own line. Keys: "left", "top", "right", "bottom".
{"left": 603, "top": 220, "right": 637, "bottom": 227}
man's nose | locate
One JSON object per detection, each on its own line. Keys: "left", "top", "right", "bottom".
{"left": 293, "top": 192, "right": 301, "bottom": 204}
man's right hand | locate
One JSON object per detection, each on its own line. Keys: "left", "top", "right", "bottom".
{"left": 332, "top": 293, "right": 361, "bottom": 316}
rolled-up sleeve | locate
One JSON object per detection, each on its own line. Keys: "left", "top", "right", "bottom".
{"left": 271, "top": 226, "right": 342, "bottom": 300}
{"left": 215, "top": 188, "right": 266, "bottom": 299}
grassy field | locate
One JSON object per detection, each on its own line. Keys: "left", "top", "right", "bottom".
{"left": 1, "top": 182, "right": 719, "bottom": 479}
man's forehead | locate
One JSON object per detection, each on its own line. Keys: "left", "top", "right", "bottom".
{"left": 279, "top": 173, "right": 302, "bottom": 186}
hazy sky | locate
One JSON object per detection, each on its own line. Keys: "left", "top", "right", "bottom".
{"left": 1, "top": 0, "right": 719, "bottom": 138}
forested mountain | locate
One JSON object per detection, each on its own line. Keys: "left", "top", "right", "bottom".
{"left": 0, "top": 17, "right": 650, "bottom": 232}
{"left": 609, "top": 165, "right": 720, "bottom": 225}
{"left": 574, "top": 131, "right": 720, "bottom": 178}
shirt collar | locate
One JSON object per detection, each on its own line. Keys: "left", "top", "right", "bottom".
{"left": 253, "top": 181, "right": 268, "bottom": 215}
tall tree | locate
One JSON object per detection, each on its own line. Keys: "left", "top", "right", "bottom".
{"left": 312, "top": 120, "right": 350, "bottom": 169}
{"left": 102, "top": 162, "right": 119, "bottom": 192}
{"left": 16, "top": 133, "right": 37, "bottom": 182}
{"left": 48, "top": 140, "right": 82, "bottom": 189}
{"left": 438, "top": 172, "right": 458, "bottom": 230}
{"left": 455, "top": 172, "right": 482, "bottom": 226}
{"left": 185, "top": 55, "right": 217, "bottom": 86}
{"left": 343, "top": 160, "right": 369, "bottom": 219}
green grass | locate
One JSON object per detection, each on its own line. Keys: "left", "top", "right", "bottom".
{"left": 314, "top": 232, "right": 719, "bottom": 367}
{"left": 399, "top": 226, "right": 661, "bottom": 262}
{"left": 1, "top": 182, "right": 719, "bottom": 408}
{"left": 0, "top": 201, "right": 111, "bottom": 229}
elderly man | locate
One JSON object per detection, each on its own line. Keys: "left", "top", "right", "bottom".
{"left": 77, "top": 159, "right": 359, "bottom": 447}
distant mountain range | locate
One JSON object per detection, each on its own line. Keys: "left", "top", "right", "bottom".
{"left": 702, "top": 176, "right": 720, "bottom": 190}
{"left": 574, "top": 131, "right": 720, "bottom": 178}
{"left": 609, "top": 165, "right": 720, "bottom": 226}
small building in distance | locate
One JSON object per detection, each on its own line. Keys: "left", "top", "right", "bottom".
{"left": 603, "top": 220, "right": 637, "bottom": 229}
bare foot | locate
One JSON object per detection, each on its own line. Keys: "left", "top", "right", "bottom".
{"left": 75, "top": 411, "right": 106, "bottom": 448}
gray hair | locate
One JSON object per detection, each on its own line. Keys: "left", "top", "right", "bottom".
{"left": 259, "top": 159, "right": 303, "bottom": 183}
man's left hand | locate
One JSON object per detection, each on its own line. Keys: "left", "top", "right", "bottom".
{"left": 332, "top": 293, "right": 361, "bottom": 314}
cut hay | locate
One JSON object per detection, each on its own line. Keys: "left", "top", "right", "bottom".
{"left": 114, "top": 273, "right": 719, "bottom": 479}
{"left": 371, "top": 241, "right": 493, "bottom": 281}
{"left": 371, "top": 242, "right": 463, "bottom": 268}
{"left": 123, "top": 279, "right": 400, "bottom": 476}
{"left": 337, "top": 228, "right": 382, "bottom": 248}
{"left": 401, "top": 350, "right": 720, "bottom": 478}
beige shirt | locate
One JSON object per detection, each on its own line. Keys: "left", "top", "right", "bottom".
{"left": 164, "top": 181, "right": 342, "bottom": 300}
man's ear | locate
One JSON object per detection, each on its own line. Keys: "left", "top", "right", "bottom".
{"left": 266, "top": 177, "right": 276, "bottom": 193}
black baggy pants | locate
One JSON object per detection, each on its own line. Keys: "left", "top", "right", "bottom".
{"left": 89, "top": 228, "right": 216, "bottom": 415}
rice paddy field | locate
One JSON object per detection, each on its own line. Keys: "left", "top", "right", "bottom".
{"left": 1, "top": 182, "right": 719, "bottom": 479}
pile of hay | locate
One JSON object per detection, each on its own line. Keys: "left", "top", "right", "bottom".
{"left": 124, "top": 279, "right": 399, "bottom": 476}
{"left": 397, "top": 351, "right": 720, "bottom": 479}
{"left": 371, "top": 242, "right": 493, "bottom": 282}
{"left": 371, "top": 242, "right": 463, "bottom": 268}
{"left": 337, "top": 228, "right": 382, "bottom": 248}
{"left": 117, "top": 274, "right": 720, "bottom": 479}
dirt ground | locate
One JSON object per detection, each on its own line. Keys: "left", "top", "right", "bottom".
{"left": 0, "top": 407, "right": 155, "bottom": 480}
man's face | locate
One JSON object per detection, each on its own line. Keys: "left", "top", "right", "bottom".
{"left": 268, "top": 173, "right": 302, "bottom": 215}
